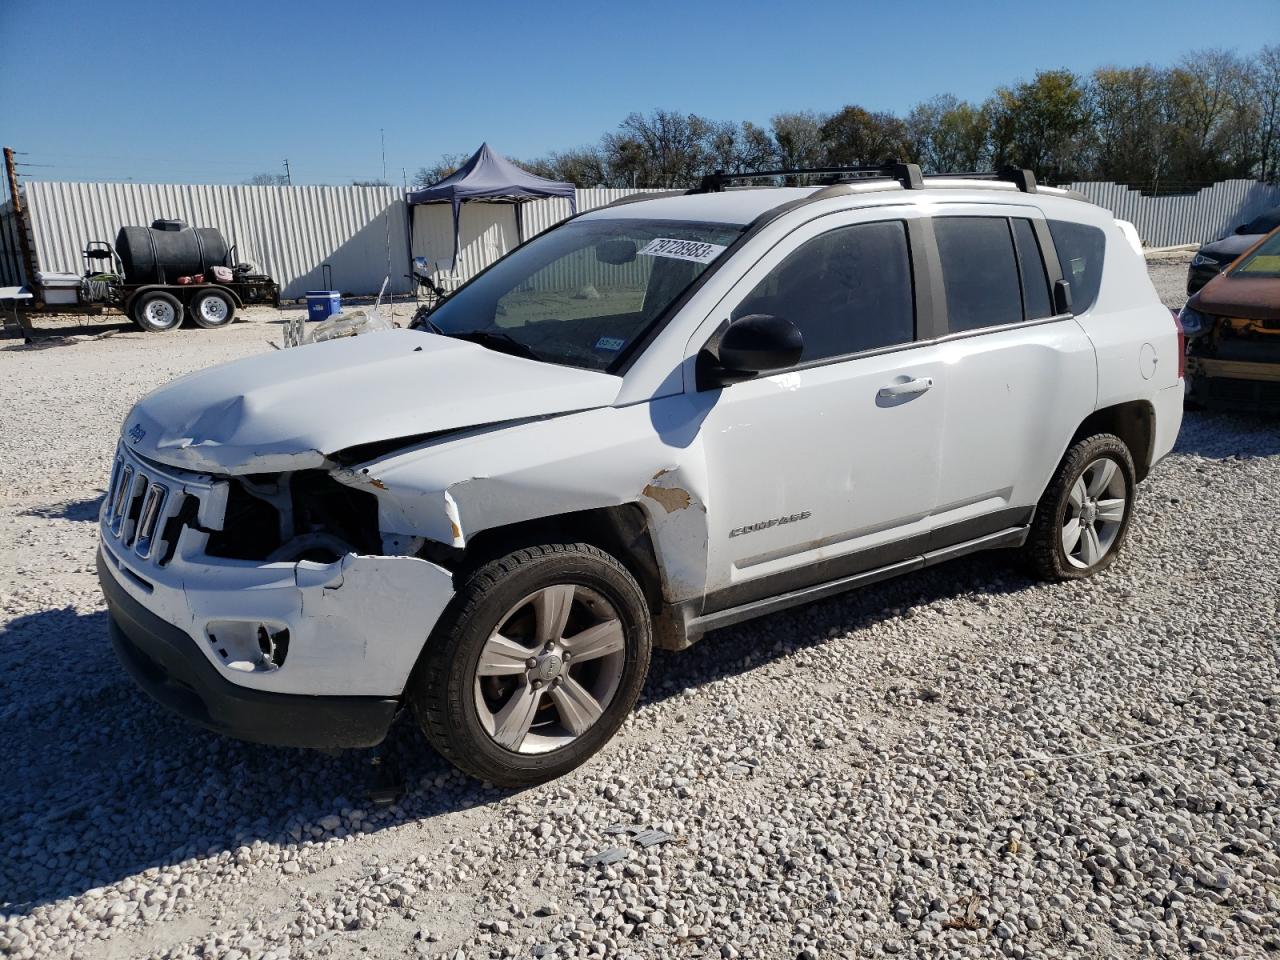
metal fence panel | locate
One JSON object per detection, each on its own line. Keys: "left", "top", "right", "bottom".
{"left": 25, "top": 177, "right": 1276, "bottom": 302}
{"left": 24, "top": 181, "right": 411, "bottom": 299}
{"left": 1063, "top": 179, "right": 1280, "bottom": 247}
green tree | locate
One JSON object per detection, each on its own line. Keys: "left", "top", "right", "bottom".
{"left": 1085, "top": 65, "right": 1168, "bottom": 183}
{"left": 906, "top": 95, "right": 989, "bottom": 173}
{"left": 819, "top": 106, "right": 911, "bottom": 166}
{"left": 986, "top": 69, "right": 1090, "bottom": 181}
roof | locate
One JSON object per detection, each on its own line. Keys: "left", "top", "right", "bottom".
{"left": 578, "top": 187, "right": 818, "bottom": 225}
{"left": 578, "top": 179, "right": 1096, "bottom": 227}
{"left": 406, "top": 143, "right": 575, "bottom": 206}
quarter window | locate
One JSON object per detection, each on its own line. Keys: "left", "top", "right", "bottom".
{"left": 1047, "top": 220, "right": 1106, "bottom": 314}
{"left": 732, "top": 220, "right": 915, "bottom": 363}
{"left": 934, "top": 217, "right": 1023, "bottom": 332}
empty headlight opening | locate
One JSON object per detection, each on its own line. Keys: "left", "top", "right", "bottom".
{"left": 205, "top": 470, "right": 382, "bottom": 563}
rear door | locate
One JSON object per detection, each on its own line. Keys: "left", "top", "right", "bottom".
{"left": 927, "top": 207, "right": 1096, "bottom": 540}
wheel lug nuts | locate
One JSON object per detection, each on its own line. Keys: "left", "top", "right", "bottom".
{"left": 531, "top": 680, "right": 543, "bottom": 690}
{"left": 526, "top": 658, "right": 538, "bottom": 669}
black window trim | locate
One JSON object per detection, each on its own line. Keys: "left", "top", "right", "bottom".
{"left": 692, "top": 204, "right": 1084, "bottom": 387}
{"left": 694, "top": 210, "right": 933, "bottom": 379}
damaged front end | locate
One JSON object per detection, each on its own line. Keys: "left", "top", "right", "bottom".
{"left": 1183, "top": 307, "right": 1280, "bottom": 412}
{"left": 98, "top": 440, "right": 455, "bottom": 716}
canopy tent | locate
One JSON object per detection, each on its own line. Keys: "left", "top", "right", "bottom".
{"left": 406, "top": 143, "right": 576, "bottom": 268}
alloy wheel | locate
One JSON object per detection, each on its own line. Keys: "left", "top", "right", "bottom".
{"left": 1062, "top": 456, "right": 1127, "bottom": 569}
{"left": 473, "top": 584, "right": 626, "bottom": 754}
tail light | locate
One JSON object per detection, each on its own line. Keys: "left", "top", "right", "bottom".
{"left": 1171, "top": 308, "right": 1186, "bottom": 379}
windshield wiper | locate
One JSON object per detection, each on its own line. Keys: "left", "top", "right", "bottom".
{"left": 450, "top": 329, "right": 544, "bottom": 362}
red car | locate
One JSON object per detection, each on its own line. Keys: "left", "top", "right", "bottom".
{"left": 1180, "top": 224, "right": 1280, "bottom": 413}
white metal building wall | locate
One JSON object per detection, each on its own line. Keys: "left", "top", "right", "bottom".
{"left": 1062, "top": 179, "right": 1280, "bottom": 247}
{"left": 24, "top": 181, "right": 411, "bottom": 300}
{"left": 408, "top": 188, "right": 666, "bottom": 287}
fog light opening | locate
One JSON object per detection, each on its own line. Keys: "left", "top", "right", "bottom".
{"left": 206, "top": 620, "right": 290, "bottom": 672}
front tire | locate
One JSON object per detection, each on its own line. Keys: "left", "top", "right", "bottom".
{"left": 1023, "top": 433, "right": 1136, "bottom": 581}
{"left": 409, "top": 543, "right": 652, "bottom": 787}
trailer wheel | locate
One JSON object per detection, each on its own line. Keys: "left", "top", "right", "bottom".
{"left": 190, "top": 289, "right": 237, "bottom": 329}
{"left": 131, "top": 291, "right": 183, "bottom": 332}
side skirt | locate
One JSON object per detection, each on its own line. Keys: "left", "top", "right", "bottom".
{"left": 683, "top": 525, "right": 1028, "bottom": 639}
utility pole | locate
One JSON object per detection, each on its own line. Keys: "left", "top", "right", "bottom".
{"left": 3, "top": 147, "right": 39, "bottom": 294}
{"left": 282, "top": 158, "right": 292, "bottom": 186}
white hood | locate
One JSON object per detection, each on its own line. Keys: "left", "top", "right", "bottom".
{"left": 124, "top": 330, "right": 622, "bottom": 474}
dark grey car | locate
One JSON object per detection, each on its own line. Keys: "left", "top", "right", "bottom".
{"left": 1189, "top": 206, "right": 1280, "bottom": 294}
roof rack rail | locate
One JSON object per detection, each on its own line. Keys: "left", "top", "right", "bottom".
{"left": 924, "top": 167, "right": 1037, "bottom": 193}
{"left": 693, "top": 162, "right": 924, "bottom": 194}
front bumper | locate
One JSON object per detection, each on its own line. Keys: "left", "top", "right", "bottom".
{"left": 101, "top": 550, "right": 399, "bottom": 748}
{"left": 1187, "top": 357, "right": 1280, "bottom": 412}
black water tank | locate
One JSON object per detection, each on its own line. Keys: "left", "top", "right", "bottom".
{"left": 115, "top": 220, "right": 230, "bottom": 284}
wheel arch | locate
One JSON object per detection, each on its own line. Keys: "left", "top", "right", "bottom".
{"left": 451, "top": 502, "right": 690, "bottom": 650}
{"left": 1072, "top": 399, "right": 1156, "bottom": 481}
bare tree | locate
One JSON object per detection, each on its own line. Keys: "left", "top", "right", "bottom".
{"left": 412, "top": 153, "right": 469, "bottom": 188}
{"left": 1250, "top": 45, "right": 1280, "bottom": 181}
{"left": 770, "top": 111, "right": 829, "bottom": 171}
{"left": 1163, "top": 50, "right": 1252, "bottom": 182}
{"left": 245, "top": 172, "right": 289, "bottom": 186}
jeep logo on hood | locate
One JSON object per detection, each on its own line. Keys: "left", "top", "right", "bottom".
{"left": 127, "top": 423, "right": 146, "bottom": 444}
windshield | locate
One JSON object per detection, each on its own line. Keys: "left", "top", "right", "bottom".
{"left": 423, "top": 217, "right": 744, "bottom": 371}
{"left": 1232, "top": 230, "right": 1280, "bottom": 278}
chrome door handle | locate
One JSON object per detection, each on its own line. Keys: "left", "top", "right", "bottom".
{"left": 878, "top": 376, "right": 933, "bottom": 399}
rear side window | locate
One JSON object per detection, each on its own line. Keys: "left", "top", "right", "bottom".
{"left": 733, "top": 220, "right": 915, "bottom": 363}
{"left": 934, "top": 217, "right": 1023, "bottom": 332}
{"left": 1048, "top": 220, "right": 1106, "bottom": 314}
{"left": 1011, "top": 218, "right": 1054, "bottom": 320}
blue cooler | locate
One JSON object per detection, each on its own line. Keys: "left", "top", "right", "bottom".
{"left": 306, "top": 290, "right": 341, "bottom": 321}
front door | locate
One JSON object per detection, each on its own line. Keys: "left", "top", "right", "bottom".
{"left": 691, "top": 213, "right": 946, "bottom": 610}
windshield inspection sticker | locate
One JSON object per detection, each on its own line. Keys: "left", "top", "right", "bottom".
{"left": 594, "top": 336, "right": 626, "bottom": 352}
{"left": 639, "top": 238, "right": 727, "bottom": 264}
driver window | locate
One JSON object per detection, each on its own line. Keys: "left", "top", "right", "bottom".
{"left": 733, "top": 220, "right": 915, "bottom": 363}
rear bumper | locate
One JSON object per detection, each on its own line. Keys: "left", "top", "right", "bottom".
{"left": 100, "top": 550, "right": 399, "bottom": 748}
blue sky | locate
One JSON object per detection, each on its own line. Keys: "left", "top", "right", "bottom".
{"left": 1, "top": 0, "right": 1272, "bottom": 185}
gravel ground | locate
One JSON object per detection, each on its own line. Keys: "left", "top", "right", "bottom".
{"left": 3, "top": 258, "right": 1279, "bottom": 960}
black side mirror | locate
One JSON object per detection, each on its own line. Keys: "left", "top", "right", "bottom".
{"left": 1053, "top": 279, "right": 1073, "bottom": 315}
{"left": 595, "top": 239, "right": 637, "bottom": 265}
{"left": 698, "top": 314, "right": 804, "bottom": 388}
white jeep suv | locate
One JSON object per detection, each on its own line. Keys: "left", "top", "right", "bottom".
{"left": 98, "top": 164, "right": 1184, "bottom": 786}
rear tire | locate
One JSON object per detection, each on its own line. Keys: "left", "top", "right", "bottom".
{"left": 130, "top": 291, "right": 183, "bottom": 332}
{"left": 1023, "top": 433, "right": 1136, "bottom": 581}
{"left": 190, "top": 288, "right": 236, "bottom": 329}
{"left": 409, "top": 543, "right": 652, "bottom": 787}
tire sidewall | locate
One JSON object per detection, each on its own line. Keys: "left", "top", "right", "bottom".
{"left": 1049, "top": 438, "right": 1136, "bottom": 578}
{"left": 416, "top": 546, "right": 652, "bottom": 785}
{"left": 131, "top": 292, "right": 183, "bottom": 332}
{"left": 191, "top": 290, "right": 236, "bottom": 329}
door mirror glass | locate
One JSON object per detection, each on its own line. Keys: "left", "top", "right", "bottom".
{"left": 701, "top": 314, "right": 804, "bottom": 387}
{"left": 594, "top": 239, "right": 637, "bottom": 265}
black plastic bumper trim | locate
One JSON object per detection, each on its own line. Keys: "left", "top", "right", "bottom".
{"left": 98, "top": 549, "right": 399, "bottom": 749}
